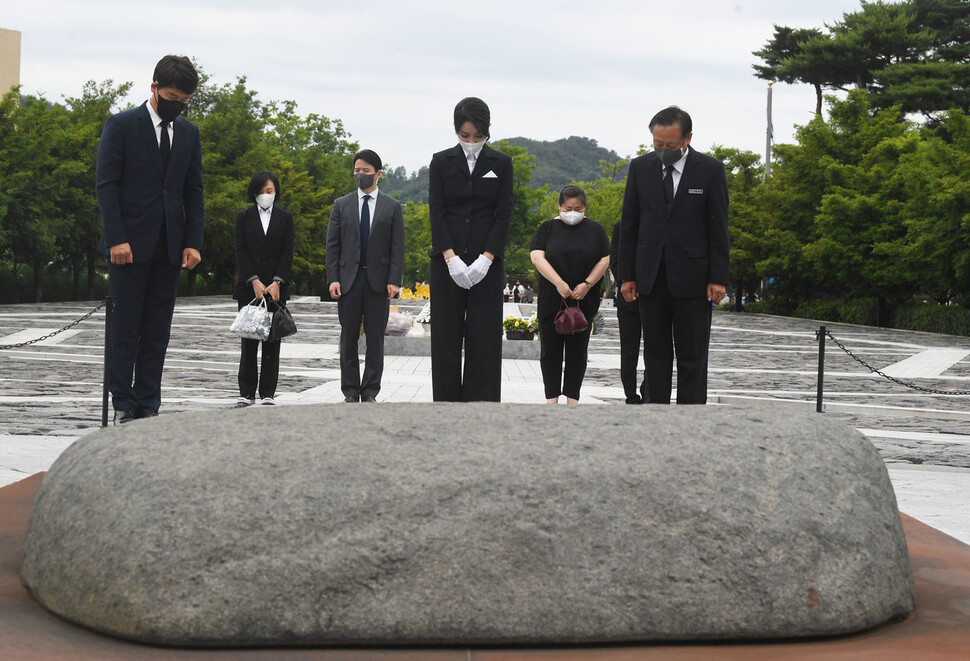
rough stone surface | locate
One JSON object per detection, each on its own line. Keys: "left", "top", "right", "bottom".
{"left": 20, "top": 403, "right": 915, "bottom": 646}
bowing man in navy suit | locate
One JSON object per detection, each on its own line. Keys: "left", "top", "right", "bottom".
{"left": 233, "top": 171, "right": 295, "bottom": 407}
{"left": 96, "top": 55, "right": 204, "bottom": 424}
{"left": 428, "top": 98, "right": 514, "bottom": 402}
{"left": 327, "top": 150, "right": 405, "bottom": 403}
{"left": 617, "top": 106, "right": 729, "bottom": 405}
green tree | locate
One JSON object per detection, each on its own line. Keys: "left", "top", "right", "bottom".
{"left": 753, "top": 26, "right": 830, "bottom": 115}
{"left": 710, "top": 146, "right": 765, "bottom": 308}
{"left": 897, "top": 109, "right": 970, "bottom": 305}
{"left": 262, "top": 99, "right": 356, "bottom": 293}
{"left": 873, "top": 0, "right": 970, "bottom": 117}
{"left": 184, "top": 74, "right": 355, "bottom": 296}
{"left": 186, "top": 75, "right": 275, "bottom": 295}
{"left": 753, "top": 1, "right": 943, "bottom": 117}
{"left": 401, "top": 201, "right": 432, "bottom": 287}
{"left": 490, "top": 140, "right": 546, "bottom": 276}
{"left": 3, "top": 95, "right": 79, "bottom": 302}
{"left": 61, "top": 80, "right": 133, "bottom": 299}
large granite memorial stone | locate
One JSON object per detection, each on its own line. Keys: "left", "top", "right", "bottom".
{"left": 20, "top": 403, "right": 915, "bottom": 646}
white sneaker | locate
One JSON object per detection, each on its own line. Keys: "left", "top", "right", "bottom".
{"left": 261, "top": 397, "right": 275, "bottom": 405}
{"left": 236, "top": 397, "right": 255, "bottom": 407}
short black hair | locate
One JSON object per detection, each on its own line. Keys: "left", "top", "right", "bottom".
{"left": 247, "top": 171, "right": 281, "bottom": 204}
{"left": 649, "top": 106, "right": 692, "bottom": 140}
{"left": 558, "top": 184, "right": 587, "bottom": 208}
{"left": 353, "top": 149, "right": 383, "bottom": 172}
{"left": 153, "top": 55, "right": 199, "bottom": 95}
{"left": 453, "top": 97, "right": 490, "bottom": 138}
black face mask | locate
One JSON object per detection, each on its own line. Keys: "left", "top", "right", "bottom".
{"left": 354, "top": 172, "right": 376, "bottom": 190}
{"left": 656, "top": 147, "right": 685, "bottom": 167}
{"left": 155, "top": 91, "right": 187, "bottom": 122}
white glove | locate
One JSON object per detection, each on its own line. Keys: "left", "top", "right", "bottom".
{"left": 447, "top": 256, "right": 473, "bottom": 289}
{"left": 466, "top": 254, "right": 492, "bottom": 286}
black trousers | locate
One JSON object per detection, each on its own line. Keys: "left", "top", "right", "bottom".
{"left": 616, "top": 299, "right": 646, "bottom": 401}
{"left": 429, "top": 255, "right": 503, "bottom": 402}
{"left": 538, "top": 315, "right": 592, "bottom": 400}
{"left": 237, "top": 300, "right": 281, "bottom": 399}
{"left": 639, "top": 267, "right": 711, "bottom": 404}
{"left": 338, "top": 268, "right": 389, "bottom": 398}
{"left": 107, "top": 232, "right": 181, "bottom": 413}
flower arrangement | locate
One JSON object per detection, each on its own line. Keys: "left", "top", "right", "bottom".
{"left": 399, "top": 284, "right": 430, "bottom": 300}
{"left": 527, "top": 314, "right": 539, "bottom": 334}
{"left": 414, "top": 303, "right": 431, "bottom": 325}
{"left": 503, "top": 315, "right": 529, "bottom": 331}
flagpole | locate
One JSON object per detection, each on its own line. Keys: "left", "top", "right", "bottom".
{"left": 765, "top": 82, "right": 773, "bottom": 177}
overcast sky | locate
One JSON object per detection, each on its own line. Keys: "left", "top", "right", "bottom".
{"left": 7, "top": 0, "right": 865, "bottom": 173}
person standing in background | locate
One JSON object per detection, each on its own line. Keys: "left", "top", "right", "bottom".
{"left": 327, "top": 149, "right": 405, "bottom": 403}
{"left": 610, "top": 223, "right": 645, "bottom": 404}
{"left": 530, "top": 185, "right": 610, "bottom": 404}
{"left": 233, "top": 171, "right": 294, "bottom": 407}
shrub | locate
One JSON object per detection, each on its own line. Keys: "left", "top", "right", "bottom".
{"left": 891, "top": 302, "right": 970, "bottom": 337}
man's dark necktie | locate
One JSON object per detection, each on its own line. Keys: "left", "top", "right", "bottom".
{"left": 360, "top": 194, "right": 371, "bottom": 265}
{"left": 160, "top": 121, "right": 170, "bottom": 173}
{"left": 664, "top": 165, "right": 674, "bottom": 206}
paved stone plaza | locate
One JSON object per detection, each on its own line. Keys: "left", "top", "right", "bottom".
{"left": 1, "top": 296, "right": 968, "bottom": 543}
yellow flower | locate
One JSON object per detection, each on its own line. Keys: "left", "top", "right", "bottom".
{"left": 503, "top": 316, "right": 528, "bottom": 331}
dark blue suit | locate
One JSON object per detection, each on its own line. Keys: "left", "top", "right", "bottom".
{"left": 96, "top": 102, "right": 204, "bottom": 414}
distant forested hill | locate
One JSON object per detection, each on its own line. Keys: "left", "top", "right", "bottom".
{"left": 501, "top": 136, "right": 629, "bottom": 191}
{"left": 381, "top": 165, "right": 430, "bottom": 203}
{"left": 380, "top": 136, "right": 629, "bottom": 203}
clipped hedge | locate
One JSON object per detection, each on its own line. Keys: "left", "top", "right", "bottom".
{"left": 738, "top": 297, "right": 970, "bottom": 337}
{"left": 791, "top": 298, "right": 880, "bottom": 327}
{"left": 891, "top": 302, "right": 970, "bottom": 337}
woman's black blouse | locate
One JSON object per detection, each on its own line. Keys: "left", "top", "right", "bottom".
{"left": 530, "top": 217, "right": 610, "bottom": 320}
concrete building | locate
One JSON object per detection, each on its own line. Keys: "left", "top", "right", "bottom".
{"left": 0, "top": 28, "right": 22, "bottom": 96}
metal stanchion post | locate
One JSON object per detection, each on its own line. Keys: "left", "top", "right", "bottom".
{"left": 816, "top": 325, "right": 826, "bottom": 413}
{"left": 101, "top": 297, "right": 113, "bottom": 427}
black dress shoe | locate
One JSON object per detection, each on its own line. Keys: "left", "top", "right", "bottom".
{"left": 361, "top": 395, "right": 377, "bottom": 403}
{"left": 136, "top": 406, "right": 158, "bottom": 418}
{"left": 625, "top": 395, "right": 643, "bottom": 404}
{"left": 344, "top": 395, "right": 359, "bottom": 403}
{"left": 114, "top": 409, "right": 136, "bottom": 425}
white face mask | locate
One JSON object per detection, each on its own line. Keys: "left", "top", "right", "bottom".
{"left": 559, "top": 210, "right": 584, "bottom": 226}
{"left": 255, "top": 193, "right": 275, "bottom": 210}
{"left": 459, "top": 139, "right": 486, "bottom": 157}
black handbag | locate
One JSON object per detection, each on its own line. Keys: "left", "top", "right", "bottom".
{"left": 554, "top": 298, "right": 588, "bottom": 335}
{"left": 267, "top": 296, "right": 297, "bottom": 341}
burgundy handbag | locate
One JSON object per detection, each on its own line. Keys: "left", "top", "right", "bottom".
{"left": 554, "top": 298, "right": 589, "bottom": 335}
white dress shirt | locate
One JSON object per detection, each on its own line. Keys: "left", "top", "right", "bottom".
{"left": 258, "top": 205, "right": 273, "bottom": 235}
{"left": 145, "top": 100, "right": 174, "bottom": 148}
{"left": 664, "top": 148, "right": 689, "bottom": 197}
{"left": 357, "top": 187, "right": 378, "bottom": 220}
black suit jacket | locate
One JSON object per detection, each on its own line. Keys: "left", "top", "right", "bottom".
{"left": 233, "top": 205, "right": 295, "bottom": 301}
{"left": 96, "top": 102, "right": 204, "bottom": 266}
{"left": 610, "top": 223, "right": 638, "bottom": 312}
{"left": 428, "top": 144, "right": 513, "bottom": 261}
{"left": 326, "top": 189, "right": 405, "bottom": 293}
{"left": 617, "top": 147, "right": 729, "bottom": 298}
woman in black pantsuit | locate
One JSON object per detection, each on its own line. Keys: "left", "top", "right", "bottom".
{"left": 530, "top": 185, "right": 611, "bottom": 404}
{"left": 428, "top": 98, "right": 514, "bottom": 401}
{"left": 233, "top": 171, "right": 295, "bottom": 406}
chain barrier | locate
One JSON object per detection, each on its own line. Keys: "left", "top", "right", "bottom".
{"left": 0, "top": 299, "right": 108, "bottom": 350}
{"left": 818, "top": 328, "right": 970, "bottom": 396}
